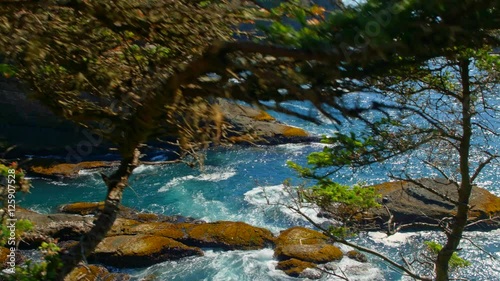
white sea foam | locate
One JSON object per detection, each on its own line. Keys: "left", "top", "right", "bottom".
{"left": 158, "top": 168, "right": 236, "bottom": 192}
{"left": 244, "top": 185, "right": 329, "bottom": 226}
{"left": 133, "top": 164, "right": 158, "bottom": 174}
{"left": 367, "top": 231, "right": 421, "bottom": 247}
{"left": 328, "top": 257, "right": 384, "bottom": 281}
{"left": 47, "top": 181, "right": 70, "bottom": 186}
{"left": 77, "top": 169, "right": 99, "bottom": 175}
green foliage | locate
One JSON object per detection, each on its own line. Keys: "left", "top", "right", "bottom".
{"left": 0, "top": 219, "right": 33, "bottom": 246}
{"left": 327, "top": 226, "right": 354, "bottom": 239}
{"left": 310, "top": 181, "right": 380, "bottom": 210}
{"left": 288, "top": 157, "right": 380, "bottom": 234}
{"left": 0, "top": 63, "right": 15, "bottom": 77}
{"left": 4, "top": 242, "right": 63, "bottom": 281}
{"left": 0, "top": 162, "right": 30, "bottom": 194}
{"left": 424, "top": 241, "right": 471, "bottom": 268}
{"left": 0, "top": 163, "right": 25, "bottom": 178}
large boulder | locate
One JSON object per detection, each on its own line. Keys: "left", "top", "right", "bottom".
{"left": 274, "top": 226, "right": 329, "bottom": 247}
{"left": 275, "top": 244, "right": 343, "bottom": 263}
{"left": 368, "top": 178, "right": 500, "bottom": 230}
{"left": 90, "top": 235, "right": 203, "bottom": 268}
{"left": 274, "top": 226, "right": 343, "bottom": 277}
{"left": 178, "top": 221, "right": 275, "bottom": 250}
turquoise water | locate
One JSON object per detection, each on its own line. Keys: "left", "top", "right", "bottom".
{"left": 21, "top": 143, "right": 500, "bottom": 281}
{"left": 20, "top": 100, "right": 500, "bottom": 280}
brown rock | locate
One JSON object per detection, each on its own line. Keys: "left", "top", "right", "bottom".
{"left": 217, "top": 99, "right": 315, "bottom": 145}
{"left": 90, "top": 235, "right": 203, "bottom": 268}
{"left": 178, "top": 221, "right": 274, "bottom": 250}
{"left": 65, "top": 264, "right": 130, "bottom": 281}
{"left": 274, "top": 226, "right": 343, "bottom": 274}
{"left": 276, "top": 258, "right": 316, "bottom": 277}
{"left": 109, "top": 218, "right": 185, "bottom": 240}
{"left": 0, "top": 247, "right": 10, "bottom": 267}
{"left": 275, "top": 226, "right": 329, "bottom": 247}
{"left": 368, "top": 178, "right": 500, "bottom": 229}
{"left": 0, "top": 247, "right": 23, "bottom": 270}
{"left": 59, "top": 202, "right": 197, "bottom": 223}
{"left": 59, "top": 202, "right": 107, "bottom": 215}
{"left": 27, "top": 161, "right": 117, "bottom": 178}
{"left": 275, "top": 244, "right": 343, "bottom": 263}
{"left": 16, "top": 208, "right": 94, "bottom": 248}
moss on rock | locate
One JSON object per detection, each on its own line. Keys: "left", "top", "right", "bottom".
{"left": 253, "top": 111, "right": 275, "bottom": 121}
{"left": 59, "top": 202, "right": 105, "bottom": 215}
{"left": 179, "top": 221, "right": 274, "bottom": 250}
{"left": 281, "top": 126, "right": 309, "bottom": 137}
{"left": 91, "top": 235, "right": 203, "bottom": 268}
{"left": 275, "top": 226, "right": 328, "bottom": 247}
{"left": 275, "top": 244, "right": 343, "bottom": 263}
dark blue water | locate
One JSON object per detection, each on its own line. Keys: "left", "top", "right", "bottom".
{"left": 21, "top": 100, "right": 500, "bottom": 280}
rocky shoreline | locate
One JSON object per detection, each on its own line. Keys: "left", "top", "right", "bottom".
{"left": 3, "top": 179, "right": 499, "bottom": 280}
{"left": 5, "top": 203, "right": 360, "bottom": 280}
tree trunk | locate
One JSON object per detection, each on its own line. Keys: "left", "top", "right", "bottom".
{"left": 435, "top": 59, "right": 472, "bottom": 281}
{"left": 56, "top": 148, "right": 140, "bottom": 280}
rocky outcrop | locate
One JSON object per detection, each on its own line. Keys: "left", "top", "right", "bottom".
{"left": 274, "top": 226, "right": 343, "bottom": 278}
{"left": 17, "top": 205, "right": 275, "bottom": 270}
{"left": 16, "top": 207, "right": 94, "bottom": 248}
{"left": 217, "top": 99, "right": 317, "bottom": 145}
{"left": 65, "top": 264, "right": 130, "bottom": 281}
{"left": 27, "top": 161, "right": 118, "bottom": 178}
{"left": 59, "top": 202, "right": 199, "bottom": 223}
{"left": 367, "top": 178, "right": 500, "bottom": 230}
{"left": 89, "top": 235, "right": 203, "bottom": 268}
{"left": 1, "top": 78, "right": 315, "bottom": 164}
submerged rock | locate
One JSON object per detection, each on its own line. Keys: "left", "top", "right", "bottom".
{"left": 65, "top": 264, "right": 130, "bottom": 281}
{"left": 346, "top": 250, "right": 368, "bottom": 263}
{"left": 299, "top": 267, "right": 323, "bottom": 279}
{"left": 90, "top": 235, "right": 203, "bottom": 268}
{"left": 276, "top": 258, "right": 317, "bottom": 277}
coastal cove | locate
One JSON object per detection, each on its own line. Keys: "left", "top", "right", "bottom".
{"left": 16, "top": 142, "right": 500, "bottom": 281}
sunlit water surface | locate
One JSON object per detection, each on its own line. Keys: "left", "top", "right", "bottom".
{"left": 21, "top": 101, "right": 500, "bottom": 281}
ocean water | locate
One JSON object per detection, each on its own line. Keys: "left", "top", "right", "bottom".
{"left": 20, "top": 101, "right": 500, "bottom": 280}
